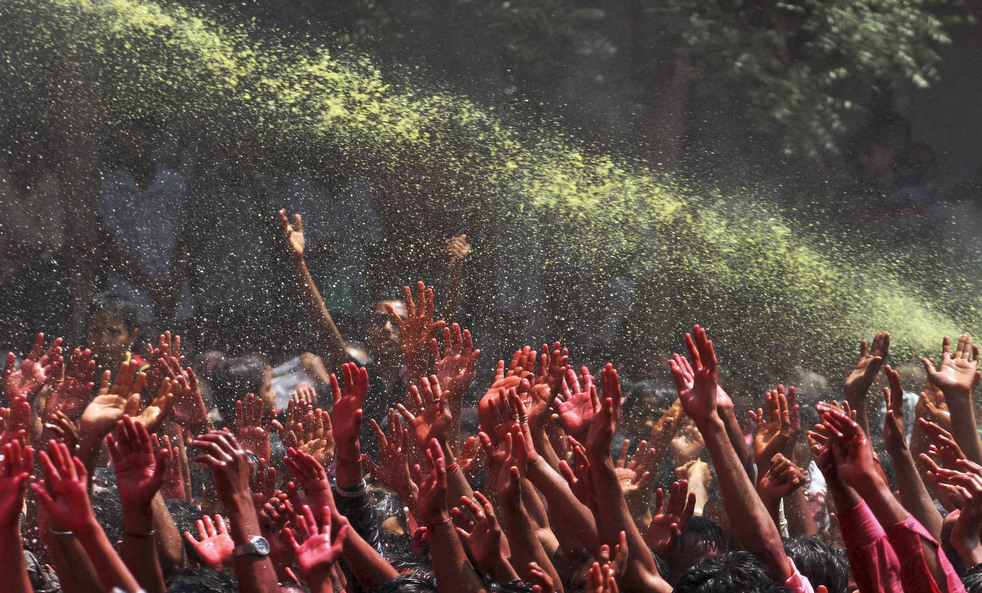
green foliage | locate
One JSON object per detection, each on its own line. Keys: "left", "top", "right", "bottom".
{"left": 678, "top": 0, "right": 951, "bottom": 158}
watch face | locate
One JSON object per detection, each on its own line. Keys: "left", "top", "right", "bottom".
{"left": 254, "top": 537, "right": 270, "bottom": 556}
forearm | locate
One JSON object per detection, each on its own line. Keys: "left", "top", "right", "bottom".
{"left": 41, "top": 529, "right": 102, "bottom": 593}
{"left": 889, "top": 446, "right": 943, "bottom": 539}
{"left": 699, "top": 415, "right": 790, "bottom": 583}
{"left": 527, "top": 456, "right": 600, "bottom": 553}
{"left": 590, "top": 458, "right": 668, "bottom": 593}
{"left": 443, "top": 447, "right": 475, "bottom": 505}
{"left": 944, "top": 397, "right": 982, "bottom": 465}
{"left": 123, "top": 506, "right": 166, "bottom": 593}
{"left": 442, "top": 259, "right": 463, "bottom": 325}
{"left": 75, "top": 517, "right": 142, "bottom": 593}
{"left": 719, "top": 405, "right": 751, "bottom": 474}
{"left": 336, "top": 452, "right": 364, "bottom": 490}
{"left": 290, "top": 255, "right": 346, "bottom": 373}
{"left": 687, "top": 473, "right": 710, "bottom": 516}
{"left": 500, "top": 497, "right": 563, "bottom": 592}
{"left": 427, "top": 521, "right": 486, "bottom": 593}
{"left": 784, "top": 489, "right": 817, "bottom": 537}
{"left": 151, "top": 493, "right": 186, "bottom": 576}
{"left": 225, "top": 496, "right": 280, "bottom": 593}
{"left": 530, "top": 420, "right": 562, "bottom": 472}
{"left": 0, "top": 526, "right": 31, "bottom": 593}
{"left": 334, "top": 511, "right": 398, "bottom": 589}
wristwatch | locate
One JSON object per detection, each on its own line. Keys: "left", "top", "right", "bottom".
{"left": 233, "top": 535, "right": 271, "bottom": 558}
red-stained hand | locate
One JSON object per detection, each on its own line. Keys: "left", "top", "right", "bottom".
{"left": 558, "top": 437, "right": 595, "bottom": 511}
{"left": 923, "top": 335, "right": 981, "bottom": 403}
{"left": 431, "top": 323, "right": 480, "bottom": 403}
{"left": 750, "top": 386, "right": 792, "bottom": 468}
{"left": 672, "top": 325, "right": 719, "bottom": 426}
{"left": 398, "top": 375, "right": 453, "bottom": 450}
{"left": 235, "top": 392, "right": 272, "bottom": 463}
{"left": 844, "top": 332, "right": 889, "bottom": 400}
{"left": 32, "top": 440, "right": 95, "bottom": 531}
{"left": 183, "top": 514, "right": 234, "bottom": 570}
{"left": 452, "top": 492, "right": 508, "bottom": 575}
{"left": 585, "top": 364, "right": 621, "bottom": 461}
{"left": 758, "top": 453, "right": 808, "bottom": 503}
{"left": 283, "top": 446, "right": 333, "bottom": 508}
{"left": 192, "top": 431, "right": 252, "bottom": 504}
{"left": 46, "top": 348, "right": 95, "bottom": 423}
{"left": 0, "top": 394, "right": 31, "bottom": 446}
{"left": 528, "top": 342, "right": 568, "bottom": 429}
{"left": 279, "top": 209, "right": 306, "bottom": 258}
{"left": 387, "top": 281, "right": 445, "bottom": 368}
{"left": 291, "top": 382, "right": 318, "bottom": 408}
{"left": 249, "top": 457, "right": 278, "bottom": 511}
{"left": 142, "top": 332, "right": 183, "bottom": 403}
{"left": 821, "top": 407, "right": 879, "bottom": 490}
{"left": 643, "top": 480, "right": 696, "bottom": 557}
{"left": 414, "top": 439, "right": 449, "bottom": 526}
{"left": 0, "top": 439, "right": 33, "bottom": 527}
{"left": 554, "top": 366, "right": 599, "bottom": 442}
{"left": 3, "top": 333, "right": 63, "bottom": 403}
{"left": 331, "top": 362, "right": 369, "bottom": 462}
{"left": 364, "top": 409, "right": 417, "bottom": 500}
{"left": 285, "top": 504, "right": 349, "bottom": 582}
{"left": 106, "top": 415, "right": 172, "bottom": 507}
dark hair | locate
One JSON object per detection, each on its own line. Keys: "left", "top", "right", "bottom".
{"left": 210, "top": 353, "right": 270, "bottom": 423}
{"left": 165, "top": 499, "right": 206, "bottom": 565}
{"left": 964, "top": 562, "right": 982, "bottom": 592}
{"left": 371, "top": 487, "right": 408, "bottom": 531}
{"left": 678, "top": 517, "right": 728, "bottom": 557}
{"left": 89, "top": 292, "right": 139, "bottom": 333}
{"left": 783, "top": 537, "right": 848, "bottom": 593}
{"left": 166, "top": 567, "right": 238, "bottom": 593}
{"left": 373, "top": 574, "right": 439, "bottom": 593}
{"left": 92, "top": 488, "right": 124, "bottom": 546}
{"left": 674, "top": 551, "right": 779, "bottom": 593}
{"left": 486, "top": 579, "right": 533, "bottom": 593}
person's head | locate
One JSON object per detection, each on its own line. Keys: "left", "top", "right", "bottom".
{"left": 86, "top": 292, "right": 139, "bottom": 366}
{"left": 783, "top": 537, "right": 848, "bottom": 593}
{"left": 165, "top": 499, "right": 206, "bottom": 564}
{"left": 210, "top": 353, "right": 274, "bottom": 422}
{"left": 674, "top": 551, "right": 778, "bottom": 593}
{"left": 670, "top": 517, "right": 728, "bottom": 584}
{"left": 372, "top": 574, "right": 438, "bottom": 593}
{"left": 166, "top": 567, "right": 238, "bottom": 593}
{"left": 365, "top": 299, "right": 405, "bottom": 362}
{"left": 963, "top": 561, "right": 982, "bottom": 592}
{"left": 92, "top": 488, "right": 124, "bottom": 547}
{"left": 370, "top": 486, "right": 408, "bottom": 534}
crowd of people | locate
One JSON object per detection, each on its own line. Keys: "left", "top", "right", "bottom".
{"left": 1, "top": 200, "right": 982, "bottom": 593}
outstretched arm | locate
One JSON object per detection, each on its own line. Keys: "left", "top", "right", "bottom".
{"left": 442, "top": 234, "right": 470, "bottom": 325}
{"left": 923, "top": 335, "right": 982, "bottom": 465}
{"left": 0, "top": 440, "right": 33, "bottom": 593}
{"left": 674, "top": 327, "right": 793, "bottom": 585}
{"left": 279, "top": 209, "right": 347, "bottom": 375}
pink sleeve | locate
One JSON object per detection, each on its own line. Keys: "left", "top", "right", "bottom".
{"left": 837, "top": 500, "right": 904, "bottom": 593}
{"left": 784, "top": 558, "right": 815, "bottom": 593}
{"left": 884, "top": 514, "right": 966, "bottom": 593}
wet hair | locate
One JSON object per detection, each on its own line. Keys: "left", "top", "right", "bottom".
{"left": 370, "top": 486, "right": 408, "bottom": 531}
{"left": 92, "top": 488, "right": 124, "bottom": 546}
{"left": 373, "top": 574, "right": 439, "bottom": 593}
{"left": 674, "top": 551, "right": 779, "bottom": 593}
{"left": 210, "top": 353, "right": 270, "bottom": 423}
{"left": 89, "top": 292, "right": 139, "bottom": 333}
{"left": 964, "top": 562, "right": 982, "bottom": 592}
{"left": 165, "top": 499, "right": 206, "bottom": 564}
{"left": 783, "top": 536, "right": 848, "bottom": 593}
{"left": 166, "top": 567, "right": 238, "bottom": 593}
{"left": 387, "top": 553, "right": 434, "bottom": 581}
{"left": 677, "top": 517, "right": 728, "bottom": 557}
{"left": 486, "top": 579, "right": 533, "bottom": 593}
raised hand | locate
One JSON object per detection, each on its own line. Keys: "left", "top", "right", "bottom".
{"left": 292, "top": 407, "right": 334, "bottom": 467}
{"left": 923, "top": 335, "right": 980, "bottom": 401}
{"left": 916, "top": 369, "right": 952, "bottom": 432}
{"left": 387, "top": 281, "right": 445, "bottom": 370}
{"left": 585, "top": 364, "right": 621, "bottom": 460}
{"left": 284, "top": 504, "right": 349, "bottom": 583}
{"left": 235, "top": 392, "right": 273, "bottom": 463}
{"left": 44, "top": 410, "right": 80, "bottom": 453}
{"left": 46, "top": 348, "right": 96, "bottom": 422}
{"left": 279, "top": 209, "right": 306, "bottom": 258}
{"left": 3, "top": 333, "right": 63, "bottom": 403}
{"left": 554, "top": 365, "right": 599, "bottom": 442}
{"left": 757, "top": 453, "right": 808, "bottom": 503}
{"left": 613, "top": 440, "right": 657, "bottom": 518}
{"left": 749, "top": 386, "right": 791, "bottom": 470}
{"left": 844, "top": 332, "right": 889, "bottom": 400}
{"left": 431, "top": 323, "right": 480, "bottom": 404}
{"left": 142, "top": 331, "right": 183, "bottom": 401}
{"left": 882, "top": 365, "right": 908, "bottom": 455}
{"left": 164, "top": 361, "right": 211, "bottom": 434}
{"left": 459, "top": 435, "right": 484, "bottom": 481}
{"left": 283, "top": 447, "right": 332, "bottom": 506}
{"left": 452, "top": 492, "right": 510, "bottom": 577}
{"left": 32, "top": 440, "right": 95, "bottom": 531}
{"left": 670, "top": 419, "right": 705, "bottom": 465}
{"left": 558, "top": 437, "right": 595, "bottom": 510}
{"left": 291, "top": 382, "right": 319, "bottom": 408}
{"left": 0, "top": 394, "right": 31, "bottom": 446}
{"left": 643, "top": 480, "right": 696, "bottom": 557}
{"left": 938, "top": 466, "right": 982, "bottom": 565}
{"left": 106, "top": 415, "right": 172, "bottom": 507}
{"left": 445, "top": 234, "right": 471, "bottom": 261}
{"left": 249, "top": 457, "right": 278, "bottom": 511}
{"left": 918, "top": 418, "right": 966, "bottom": 469}
{"left": 0, "top": 439, "right": 33, "bottom": 527}
{"left": 672, "top": 325, "right": 719, "bottom": 426}
{"left": 414, "top": 439, "right": 450, "bottom": 526}
{"left": 365, "top": 409, "right": 416, "bottom": 501}
{"left": 398, "top": 375, "right": 453, "bottom": 451}
{"left": 183, "top": 514, "right": 234, "bottom": 570}
{"left": 191, "top": 431, "right": 253, "bottom": 505}
{"left": 820, "top": 407, "right": 878, "bottom": 490}
{"left": 331, "top": 362, "right": 369, "bottom": 463}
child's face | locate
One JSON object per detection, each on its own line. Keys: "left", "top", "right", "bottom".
{"left": 86, "top": 311, "right": 134, "bottom": 366}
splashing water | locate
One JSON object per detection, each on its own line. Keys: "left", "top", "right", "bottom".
{"left": 1, "top": 0, "right": 974, "bottom": 385}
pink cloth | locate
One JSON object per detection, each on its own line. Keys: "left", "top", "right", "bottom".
{"left": 785, "top": 558, "right": 815, "bottom": 593}
{"left": 884, "top": 514, "right": 966, "bottom": 593}
{"left": 837, "top": 500, "right": 904, "bottom": 593}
